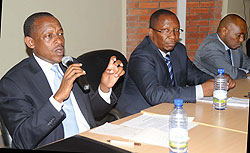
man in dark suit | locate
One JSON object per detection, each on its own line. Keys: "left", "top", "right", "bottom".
{"left": 194, "top": 14, "right": 250, "bottom": 79}
{"left": 116, "top": 9, "right": 235, "bottom": 116}
{"left": 0, "top": 12, "right": 125, "bottom": 149}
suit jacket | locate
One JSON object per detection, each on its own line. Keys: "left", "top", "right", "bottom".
{"left": 0, "top": 54, "right": 116, "bottom": 149}
{"left": 194, "top": 33, "right": 250, "bottom": 79}
{"left": 116, "top": 36, "right": 212, "bottom": 116}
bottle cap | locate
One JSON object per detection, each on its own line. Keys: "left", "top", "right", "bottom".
{"left": 218, "top": 68, "right": 224, "bottom": 74}
{"left": 174, "top": 98, "right": 183, "bottom": 106}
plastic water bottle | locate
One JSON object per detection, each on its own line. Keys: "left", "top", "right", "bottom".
{"left": 169, "top": 99, "right": 188, "bottom": 153}
{"left": 213, "top": 68, "right": 228, "bottom": 110}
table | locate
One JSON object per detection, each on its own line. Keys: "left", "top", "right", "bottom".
{"left": 77, "top": 77, "right": 249, "bottom": 153}
{"left": 228, "top": 77, "right": 250, "bottom": 98}
{"left": 142, "top": 102, "right": 249, "bottom": 133}
{"left": 79, "top": 108, "right": 248, "bottom": 153}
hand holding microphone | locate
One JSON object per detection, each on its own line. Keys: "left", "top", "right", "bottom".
{"left": 62, "top": 56, "right": 90, "bottom": 92}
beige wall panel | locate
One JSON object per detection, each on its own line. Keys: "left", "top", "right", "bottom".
{"left": 0, "top": 0, "right": 126, "bottom": 77}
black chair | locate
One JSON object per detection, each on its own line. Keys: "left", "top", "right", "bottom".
{"left": 77, "top": 49, "right": 127, "bottom": 125}
{"left": 0, "top": 115, "right": 12, "bottom": 148}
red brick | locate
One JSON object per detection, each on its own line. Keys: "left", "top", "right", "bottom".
{"left": 127, "top": 2, "right": 139, "bottom": 9}
{"left": 129, "top": 9, "right": 149, "bottom": 15}
{"left": 139, "top": 2, "right": 159, "bottom": 8}
{"left": 187, "top": 2, "right": 200, "bottom": 8}
{"left": 189, "top": 20, "right": 209, "bottom": 26}
{"left": 190, "top": 8, "right": 210, "bottom": 14}
{"left": 170, "top": 8, "right": 177, "bottom": 14}
{"left": 129, "top": 0, "right": 153, "bottom": 2}
{"left": 150, "top": 9, "right": 160, "bottom": 15}
{"left": 186, "top": 26, "right": 198, "bottom": 32}
{"left": 211, "top": 7, "right": 222, "bottom": 13}
{"left": 127, "top": 40, "right": 140, "bottom": 47}
{"left": 199, "top": 26, "right": 210, "bottom": 32}
{"left": 200, "top": 1, "right": 214, "bottom": 7}
{"left": 127, "top": 28, "right": 138, "bottom": 34}
{"left": 188, "top": 33, "right": 207, "bottom": 38}
{"left": 188, "top": 44, "right": 200, "bottom": 50}
{"left": 200, "top": 14, "right": 213, "bottom": 19}
{"left": 152, "top": 0, "right": 175, "bottom": 1}
{"left": 209, "top": 19, "right": 220, "bottom": 26}
{"left": 198, "top": 38, "right": 205, "bottom": 44}
{"left": 139, "top": 15, "right": 150, "bottom": 21}
{"left": 215, "top": 0, "right": 223, "bottom": 7}
{"left": 128, "top": 34, "right": 146, "bottom": 40}
{"left": 160, "top": 2, "right": 177, "bottom": 8}
{"left": 127, "top": 16, "right": 138, "bottom": 22}
{"left": 186, "top": 14, "right": 199, "bottom": 20}
{"left": 214, "top": 13, "right": 221, "bottom": 19}
{"left": 185, "top": 38, "right": 197, "bottom": 44}
{"left": 128, "top": 22, "right": 148, "bottom": 28}
{"left": 138, "top": 28, "right": 149, "bottom": 34}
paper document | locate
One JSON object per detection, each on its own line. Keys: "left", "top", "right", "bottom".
{"left": 198, "top": 97, "right": 249, "bottom": 107}
{"left": 90, "top": 113, "right": 198, "bottom": 148}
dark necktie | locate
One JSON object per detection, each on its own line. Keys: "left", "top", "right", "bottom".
{"left": 51, "top": 65, "right": 79, "bottom": 138}
{"left": 227, "top": 49, "right": 232, "bottom": 65}
{"left": 164, "top": 55, "right": 175, "bottom": 87}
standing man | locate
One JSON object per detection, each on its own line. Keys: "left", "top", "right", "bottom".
{"left": 194, "top": 14, "right": 250, "bottom": 79}
{"left": 116, "top": 9, "right": 235, "bottom": 116}
{"left": 0, "top": 12, "right": 125, "bottom": 149}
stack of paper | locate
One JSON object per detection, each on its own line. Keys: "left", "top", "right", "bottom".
{"left": 198, "top": 97, "right": 249, "bottom": 107}
{"left": 90, "top": 113, "right": 197, "bottom": 148}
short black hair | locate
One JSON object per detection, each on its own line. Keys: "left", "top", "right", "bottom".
{"left": 149, "top": 9, "right": 176, "bottom": 28}
{"left": 23, "top": 12, "right": 54, "bottom": 37}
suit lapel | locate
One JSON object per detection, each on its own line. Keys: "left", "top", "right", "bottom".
{"left": 170, "top": 46, "right": 180, "bottom": 86}
{"left": 29, "top": 55, "right": 53, "bottom": 100}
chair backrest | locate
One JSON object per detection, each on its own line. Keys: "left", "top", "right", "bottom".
{"left": 77, "top": 49, "right": 127, "bottom": 98}
{"left": 0, "top": 115, "right": 12, "bottom": 148}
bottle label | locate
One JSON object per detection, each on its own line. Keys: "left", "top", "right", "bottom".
{"left": 213, "top": 90, "right": 227, "bottom": 103}
{"left": 169, "top": 128, "right": 188, "bottom": 149}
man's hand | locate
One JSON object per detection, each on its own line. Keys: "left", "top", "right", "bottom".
{"left": 54, "top": 63, "right": 85, "bottom": 103}
{"left": 224, "top": 73, "right": 236, "bottom": 90}
{"left": 100, "top": 56, "right": 125, "bottom": 93}
{"left": 201, "top": 79, "right": 214, "bottom": 97}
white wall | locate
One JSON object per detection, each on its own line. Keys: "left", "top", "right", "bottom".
{"left": 0, "top": 0, "right": 126, "bottom": 77}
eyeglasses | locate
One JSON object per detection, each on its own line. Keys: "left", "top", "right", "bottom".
{"left": 150, "top": 26, "right": 184, "bottom": 35}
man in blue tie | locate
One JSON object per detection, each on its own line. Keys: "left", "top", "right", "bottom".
{"left": 0, "top": 12, "right": 125, "bottom": 149}
{"left": 194, "top": 14, "right": 250, "bottom": 79}
{"left": 116, "top": 9, "right": 236, "bottom": 116}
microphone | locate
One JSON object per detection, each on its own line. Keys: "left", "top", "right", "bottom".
{"left": 62, "top": 56, "right": 90, "bottom": 92}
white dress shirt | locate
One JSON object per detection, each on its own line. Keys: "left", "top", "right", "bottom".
{"left": 33, "top": 53, "right": 112, "bottom": 135}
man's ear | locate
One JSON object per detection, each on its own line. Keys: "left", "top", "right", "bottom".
{"left": 221, "top": 27, "right": 228, "bottom": 36}
{"left": 24, "top": 36, "right": 35, "bottom": 49}
{"left": 148, "top": 28, "right": 153, "bottom": 38}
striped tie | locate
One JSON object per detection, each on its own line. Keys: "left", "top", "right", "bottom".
{"left": 165, "top": 55, "right": 175, "bottom": 87}
{"left": 227, "top": 49, "right": 232, "bottom": 65}
{"left": 51, "top": 65, "right": 79, "bottom": 138}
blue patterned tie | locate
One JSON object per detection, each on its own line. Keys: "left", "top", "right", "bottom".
{"left": 165, "top": 55, "right": 175, "bottom": 87}
{"left": 51, "top": 65, "right": 79, "bottom": 138}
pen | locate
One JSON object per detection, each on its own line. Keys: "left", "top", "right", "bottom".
{"left": 107, "top": 139, "right": 141, "bottom": 147}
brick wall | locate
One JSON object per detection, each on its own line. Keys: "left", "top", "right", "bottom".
{"left": 126, "top": 0, "right": 223, "bottom": 61}
{"left": 186, "top": 0, "right": 222, "bottom": 60}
